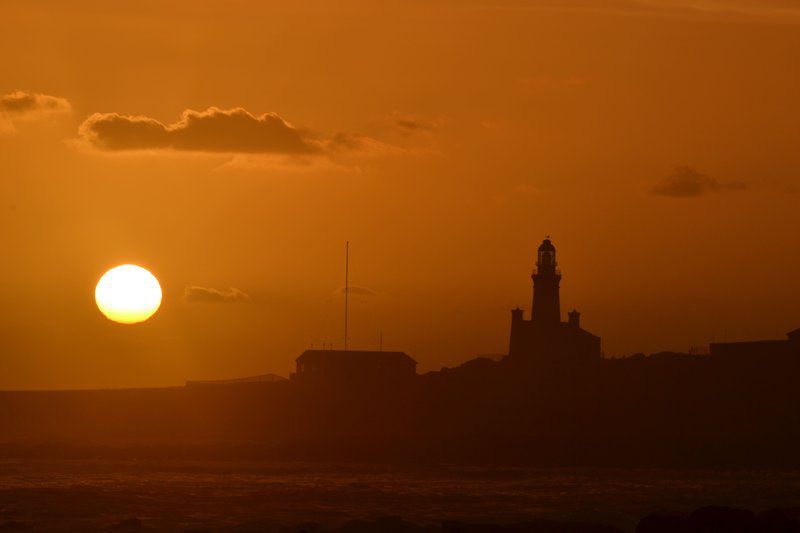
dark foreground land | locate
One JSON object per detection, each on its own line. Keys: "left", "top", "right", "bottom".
{"left": 1, "top": 460, "right": 800, "bottom": 532}
{"left": 2, "top": 352, "right": 800, "bottom": 531}
{"left": 2, "top": 350, "right": 800, "bottom": 468}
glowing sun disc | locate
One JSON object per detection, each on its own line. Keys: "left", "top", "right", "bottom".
{"left": 95, "top": 265, "right": 162, "bottom": 324}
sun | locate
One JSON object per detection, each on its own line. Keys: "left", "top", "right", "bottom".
{"left": 95, "top": 265, "right": 162, "bottom": 324}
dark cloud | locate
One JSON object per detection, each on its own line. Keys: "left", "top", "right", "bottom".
{"left": 335, "top": 286, "right": 376, "bottom": 296}
{"left": 79, "top": 107, "right": 321, "bottom": 154}
{"left": 0, "top": 91, "right": 71, "bottom": 129}
{"left": 388, "top": 112, "right": 443, "bottom": 135}
{"left": 1, "top": 90, "right": 71, "bottom": 116}
{"left": 184, "top": 286, "right": 252, "bottom": 303}
{"left": 76, "top": 107, "right": 419, "bottom": 162}
{"left": 650, "top": 166, "right": 747, "bottom": 198}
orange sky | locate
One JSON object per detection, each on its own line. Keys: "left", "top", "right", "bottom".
{"left": 1, "top": 0, "right": 799, "bottom": 389}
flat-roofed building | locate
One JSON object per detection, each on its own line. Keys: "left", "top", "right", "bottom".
{"left": 710, "top": 328, "right": 800, "bottom": 359}
{"left": 290, "top": 350, "right": 417, "bottom": 382}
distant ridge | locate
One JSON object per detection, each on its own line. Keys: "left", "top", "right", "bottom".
{"left": 185, "top": 373, "right": 287, "bottom": 387}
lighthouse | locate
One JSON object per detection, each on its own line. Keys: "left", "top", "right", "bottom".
{"left": 531, "top": 237, "right": 561, "bottom": 326}
{"left": 507, "top": 238, "right": 601, "bottom": 367}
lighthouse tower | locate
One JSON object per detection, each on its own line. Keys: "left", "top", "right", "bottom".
{"left": 531, "top": 238, "right": 561, "bottom": 326}
{"left": 507, "top": 237, "right": 601, "bottom": 367}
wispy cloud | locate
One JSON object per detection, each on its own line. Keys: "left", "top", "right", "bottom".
{"left": 334, "top": 285, "right": 376, "bottom": 297}
{"left": 515, "top": 183, "right": 541, "bottom": 195}
{"left": 382, "top": 111, "right": 444, "bottom": 136}
{"left": 184, "top": 286, "right": 252, "bottom": 304}
{"left": 468, "top": 1, "right": 800, "bottom": 24}
{"left": 650, "top": 166, "right": 747, "bottom": 198}
{"left": 0, "top": 90, "right": 71, "bottom": 132}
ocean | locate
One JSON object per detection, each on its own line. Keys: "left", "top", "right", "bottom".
{"left": 1, "top": 460, "right": 799, "bottom": 531}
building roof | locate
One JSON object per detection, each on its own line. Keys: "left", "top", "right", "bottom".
{"left": 710, "top": 339, "right": 788, "bottom": 349}
{"left": 538, "top": 238, "right": 556, "bottom": 252}
{"left": 296, "top": 350, "right": 417, "bottom": 366}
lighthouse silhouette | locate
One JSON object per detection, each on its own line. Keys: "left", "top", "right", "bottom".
{"left": 532, "top": 237, "right": 561, "bottom": 326}
{"left": 507, "top": 237, "right": 601, "bottom": 367}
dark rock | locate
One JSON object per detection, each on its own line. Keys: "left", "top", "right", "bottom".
{"left": 337, "top": 516, "right": 427, "bottom": 532}
{"left": 755, "top": 508, "right": 800, "bottom": 532}
{"left": 442, "top": 519, "right": 622, "bottom": 532}
{"left": 109, "top": 517, "right": 143, "bottom": 530}
{"left": 688, "top": 505, "right": 756, "bottom": 532}
{"left": 292, "top": 524, "right": 325, "bottom": 533}
{"left": 636, "top": 513, "right": 688, "bottom": 533}
{"left": 637, "top": 506, "right": 800, "bottom": 532}
{"left": 0, "top": 522, "right": 33, "bottom": 531}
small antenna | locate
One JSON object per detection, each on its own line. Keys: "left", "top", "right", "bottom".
{"left": 344, "top": 241, "right": 349, "bottom": 352}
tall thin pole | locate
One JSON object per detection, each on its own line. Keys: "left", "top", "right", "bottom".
{"left": 344, "top": 241, "right": 349, "bottom": 351}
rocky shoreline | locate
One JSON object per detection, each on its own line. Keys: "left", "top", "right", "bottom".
{"left": 3, "top": 506, "right": 800, "bottom": 532}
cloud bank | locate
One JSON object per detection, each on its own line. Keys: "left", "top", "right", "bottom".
{"left": 79, "top": 107, "right": 321, "bottom": 154}
{"left": 184, "top": 286, "right": 252, "bottom": 303}
{"left": 76, "top": 106, "right": 440, "bottom": 171}
{"left": 650, "top": 166, "right": 747, "bottom": 198}
{"left": 75, "top": 106, "right": 431, "bottom": 169}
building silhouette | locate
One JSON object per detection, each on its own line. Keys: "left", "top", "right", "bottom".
{"left": 710, "top": 328, "right": 800, "bottom": 359}
{"left": 290, "top": 350, "right": 417, "bottom": 382}
{"left": 507, "top": 238, "right": 601, "bottom": 366}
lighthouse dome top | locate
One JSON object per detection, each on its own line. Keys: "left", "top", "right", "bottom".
{"left": 538, "top": 238, "right": 556, "bottom": 252}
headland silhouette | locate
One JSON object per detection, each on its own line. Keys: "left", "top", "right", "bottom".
{"left": 1, "top": 238, "right": 799, "bottom": 469}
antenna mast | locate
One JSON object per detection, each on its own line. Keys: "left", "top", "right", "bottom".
{"left": 344, "top": 241, "right": 349, "bottom": 351}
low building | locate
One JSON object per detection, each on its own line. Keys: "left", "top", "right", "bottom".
{"left": 710, "top": 328, "right": 800, "bottom": 359}
{"left": 290, "top": 350, "right": 417, "bottom": 382}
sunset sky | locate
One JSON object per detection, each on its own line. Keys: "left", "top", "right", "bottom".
{"left": 1, "top": 0, "right": 799, "bottom": 389}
